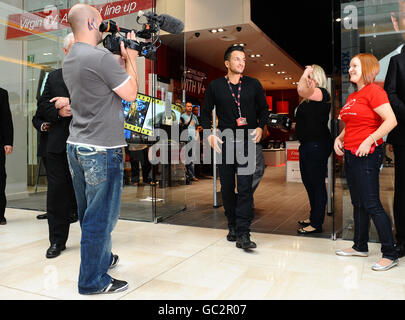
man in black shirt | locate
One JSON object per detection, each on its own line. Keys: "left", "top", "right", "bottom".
{"left": 201, "top": 45, "right": 268, "bottom": 249}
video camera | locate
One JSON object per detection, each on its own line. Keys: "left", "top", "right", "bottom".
{"left": 99, "top": 11, "right": 184, "bottom": 60}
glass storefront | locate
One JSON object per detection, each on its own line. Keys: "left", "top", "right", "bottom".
{"left": 336, "top": 0, "right": 401, "bottom": 241}
{"left": 1, "top": 0, "right": 186, "bottom": 222}
{"left": 1, "top": 0, "right": 399, "bottom": 244}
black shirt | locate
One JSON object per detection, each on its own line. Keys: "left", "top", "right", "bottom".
{"left": 201, "top": 76, "right": 269, "bottom": 132}
{"left": 295, "top": 87, "right": 332, "bottom": 143}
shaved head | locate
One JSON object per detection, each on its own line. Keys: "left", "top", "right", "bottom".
{"left": 68, "top": 4, "right": 101, "bottom": 34}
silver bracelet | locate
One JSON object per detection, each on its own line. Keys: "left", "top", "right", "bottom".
{"left": 369, "top": 134, "right": 378, "bottom": 146}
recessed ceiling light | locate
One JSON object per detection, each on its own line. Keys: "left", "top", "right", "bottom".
{"left": 265, "top": 64, "right": 270, "bottom": 67}
{"left": 255, "top": 54, "right": 261, "bottom": 57}
{"left": 250, "top": 54, "right": 255, "bottom": 58}
{"left": 217, "top": 28, "right": 225, "bottom": 32}
{"left": 210, "top": 29, "right": 217, "bottom": 33}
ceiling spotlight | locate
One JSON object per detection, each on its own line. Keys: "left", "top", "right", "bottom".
{"left": 265, "top": 64, "right": 270, "bottom": 67}
{"left": 210, "top": 29, "right": 217, "bottom": 33}
{"left": 270, "top": 63, "right": 275, "bottom": 67}
{"left": 250, "top": 54, "right": 255, "bottom": 58}
{"left": 217, "top": 28, "right": 225, "bottom": 32}
{"left": 255, "top": 54, "right": 261, "bottom": 57}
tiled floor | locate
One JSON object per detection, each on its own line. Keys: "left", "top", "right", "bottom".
{"left": 0, "top": 208, "right": 404, "bottom": 300}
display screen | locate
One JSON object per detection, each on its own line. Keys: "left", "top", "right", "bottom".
{"left": 123, "top": 93, "right": 183, "bottom": 137}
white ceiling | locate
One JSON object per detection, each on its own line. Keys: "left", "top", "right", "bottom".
{"left": 161, "top": 21, "right": 304, "bottom": 91}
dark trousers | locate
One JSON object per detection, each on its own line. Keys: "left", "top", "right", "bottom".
{"left": 130, "top": 149, "right": 151, "bottom": 183}
{"left": 393, "top": 145, "right": 405, "bottom": 244}
{"left": 0, "top": 148, "right": 6, "bottom": 219}
{"left": 344, "top": 146, "right": 398, "bottom": 260}
{"left": 252, "top": 143, "right": 265, "bottom": 194}
{"left": 299, "top": 140, "right": 332, "bottom": 229}
{"left": 218, "top": 139, "right": 254, "bottom": 236}
{"left": 46, "top": 152, "right": 77, "bottom": 245}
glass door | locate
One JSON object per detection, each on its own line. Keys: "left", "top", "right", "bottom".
{"left": 335, "top": 0, "right": 399, "bottom": 241}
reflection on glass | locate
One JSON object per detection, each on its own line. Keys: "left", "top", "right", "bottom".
{"left": 2, "top": 0, "right": 186, "bottom": 224}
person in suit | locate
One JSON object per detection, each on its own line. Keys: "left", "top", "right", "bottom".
{"left": 385, "top": 46, "right": 405, "bottom": 258}
{"left": 32, "top": 113, "right": 50, "bottom": 220}
{"left": 0, "top": 87, "right": 13, "bottom": 225}
{"left": 36, "top": 32, "right": 78, "bottom": 258}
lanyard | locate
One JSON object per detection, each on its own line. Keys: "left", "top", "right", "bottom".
{"left": 225, "top": 75, "right": 243, "bottom": 118}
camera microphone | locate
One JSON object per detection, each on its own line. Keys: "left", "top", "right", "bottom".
{"left": 138, "top": 11, "right": 184, "bottom": 34}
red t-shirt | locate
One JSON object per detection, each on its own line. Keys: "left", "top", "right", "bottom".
{"left": 340, "top": 83, "right": 388, "bottom": 150}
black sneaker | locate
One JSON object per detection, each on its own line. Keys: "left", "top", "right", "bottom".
{"left": 236, "top": 233, "right": 257, "bottom": 250}
{"left": 226, "top": 226, "right": 237, "bottom": 242}
{"left": 0, "top": 217, "right": 6, "bottom": 225}
{"left": 101, "top": 278, "right": 128, "bottom": 294}
{"left": 109, "top": 254, "right": 119, "bottom": 269}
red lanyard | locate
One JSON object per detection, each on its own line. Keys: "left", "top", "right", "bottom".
{"left": 225, "top": 75, "right": 243, "bottom": 118}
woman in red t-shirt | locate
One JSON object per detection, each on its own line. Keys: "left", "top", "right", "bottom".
{"left": 334, "top": 53, "right": 399, "bottom": 271}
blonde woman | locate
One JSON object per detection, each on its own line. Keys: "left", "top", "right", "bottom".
{"left": 296, "top": 65, "right": 333, "bottom": 234}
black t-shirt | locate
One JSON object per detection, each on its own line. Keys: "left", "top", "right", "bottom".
{"left": 294, "top": 87, "right": 332, "bottom": 143}
{"left": 201, "top": 76, "right": 269, "bottom": 132}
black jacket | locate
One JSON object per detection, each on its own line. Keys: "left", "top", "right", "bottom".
{"left": 202, "top": 76, "right": 269, "bottom": 132}
{"left": 0, "top": 88, "right": 13, "bottom": 147}
{"left": 385, "top": 49, "right": 405, "bottom": 146}
{"left": 36, "top": 69, "right": 71, "bottom": 154}
{"left": 32, "top": 113, "right": 48, "bottom": 158}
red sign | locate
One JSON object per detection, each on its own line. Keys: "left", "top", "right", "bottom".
{"left": 287, "top": 149, "right": 299, "bottom": 161}
{"left": 6, "top": 0, "right": 152, "bottom": 39}
{"left": 276, "top": 101, "right": 289, "bottom": 114}
{"left": 266, "top": 96, "right": 272, "bottom": 111}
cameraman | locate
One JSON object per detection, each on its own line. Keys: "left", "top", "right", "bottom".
{"left": 63, "top": 4, "right": 138, "bottom": 295}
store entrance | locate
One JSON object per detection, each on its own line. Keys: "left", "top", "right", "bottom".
{"left": 164, "top": 81, "right": 338, "bottom": 239}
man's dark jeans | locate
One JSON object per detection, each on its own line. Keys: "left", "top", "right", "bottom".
{"left": 218, "top": 138, "right": 255, "bottom": 237}
{"left": 344, "top": 146, "right": 398, "bottom": 260}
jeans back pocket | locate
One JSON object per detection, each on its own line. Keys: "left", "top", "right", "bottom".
{"left": 77, "top": 146, "right": 107, "bottom": 186}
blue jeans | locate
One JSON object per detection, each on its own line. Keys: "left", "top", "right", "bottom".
{"left": 344, "top": 146, "right": 398, "bottom": 260}
{"left": 299, "top": 140, "right": 332, "bottom": 229}
{"left": 66, "top": 144, "right": 124, "bottom": 294}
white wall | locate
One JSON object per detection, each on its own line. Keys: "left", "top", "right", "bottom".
{"left": 185, "top": 0, "right": 250, "bottom": 32}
